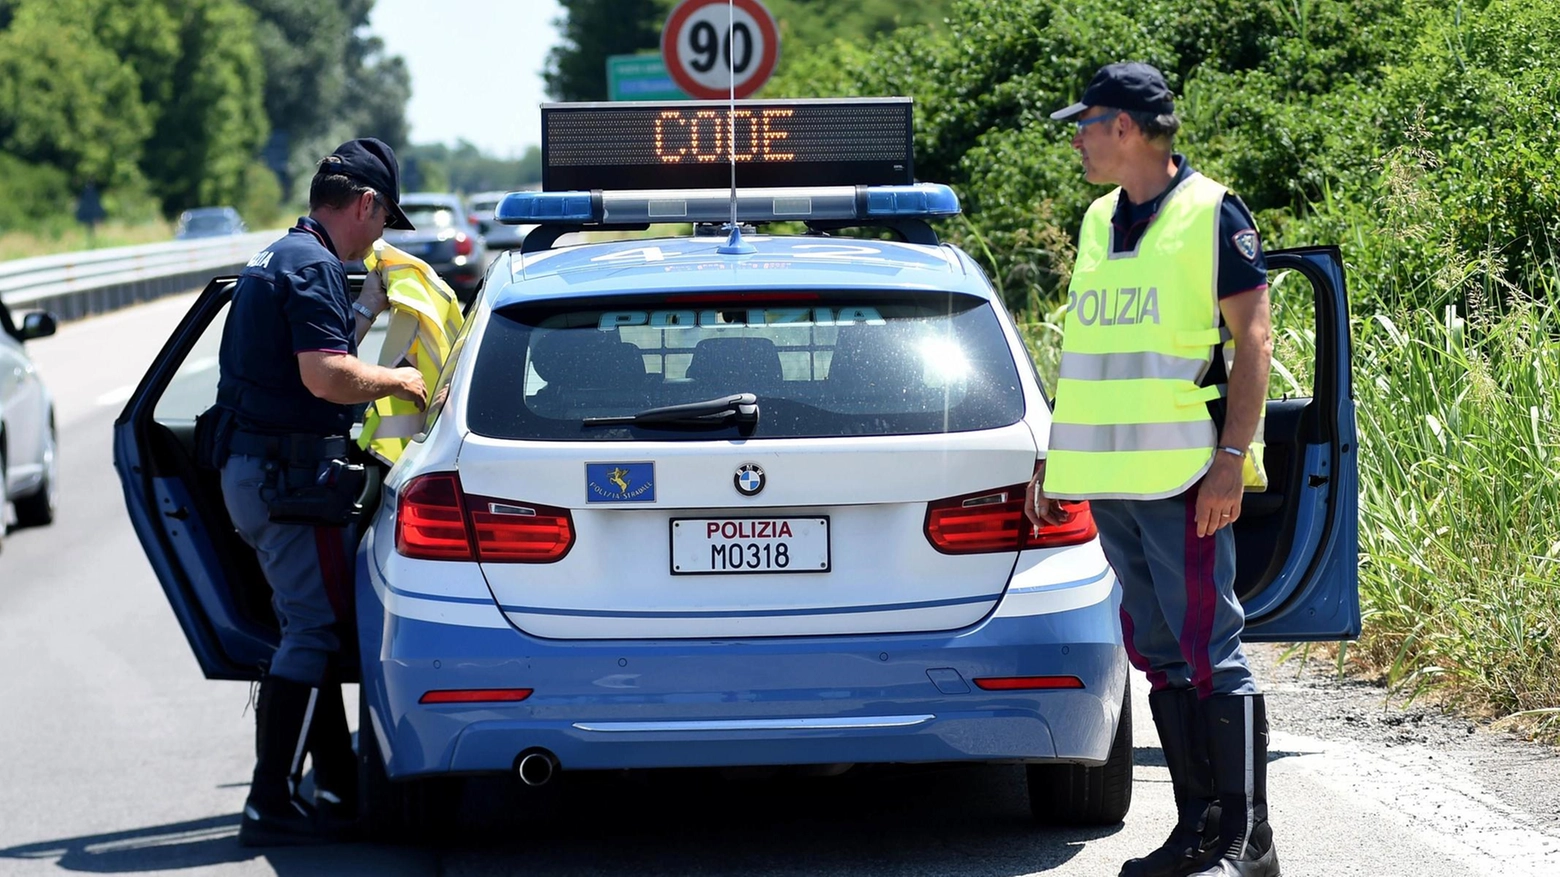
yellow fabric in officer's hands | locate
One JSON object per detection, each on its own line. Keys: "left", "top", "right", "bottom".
{"left": 357, "top": 241, "right": 464, "bottom": 464}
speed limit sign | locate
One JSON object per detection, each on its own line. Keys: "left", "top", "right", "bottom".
{"left": 660, "top": 0, "right": 780, "bottom": 100}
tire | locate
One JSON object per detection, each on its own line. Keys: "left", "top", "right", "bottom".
{"left": 358, "top": 686, "right": 463, "bottom": 842}
{"left": 13, "top": 421, "right": 56, "bottom": 528}
{"left": 1027, "top": 688, "right": 1134, "bottom": 826}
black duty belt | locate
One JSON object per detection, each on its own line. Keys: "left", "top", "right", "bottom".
{"left": 227, "top": 430, "right": 349, "bottom": 466}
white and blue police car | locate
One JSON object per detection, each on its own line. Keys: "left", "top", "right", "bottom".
{"left": 115, "top": 98, "right": 1359, "bottom": 837}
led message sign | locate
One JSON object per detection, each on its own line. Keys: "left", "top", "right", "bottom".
{"left": 541, "top": 98, "right": 913, "bottom": 191}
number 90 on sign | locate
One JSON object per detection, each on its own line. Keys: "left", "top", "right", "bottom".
{"left": 661, "top": 0, "right": 780, "bottom": 100}
{"left": 670, "top": 517, "right": 830, "bottom": 575}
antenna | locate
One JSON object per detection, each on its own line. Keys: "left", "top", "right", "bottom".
{"left": 717, "top": 0, "right": 754, "bottom": 254}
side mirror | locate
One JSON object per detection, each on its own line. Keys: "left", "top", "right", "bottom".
{"left": 21, "top": 311, "right": 57, "bottom": 341}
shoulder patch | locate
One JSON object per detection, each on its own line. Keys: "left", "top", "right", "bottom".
{"left": 1231, "top": 229, "right": 1260, "bottom": 261}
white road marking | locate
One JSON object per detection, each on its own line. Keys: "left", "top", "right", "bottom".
{"left": 94, "top": 385, "right": 134, "bottom": 407}
{"left": 1272, "top": 728, "right": 1560, "bottom": 876}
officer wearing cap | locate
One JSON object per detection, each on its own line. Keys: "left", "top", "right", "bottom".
{"left": 1025, "top": 63, "right": 1279, "bottom": 877}
{"left": 211, "top": 137, "right": 427, "bottom": 846}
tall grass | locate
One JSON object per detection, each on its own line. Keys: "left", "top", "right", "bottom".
{"left": 1350, "top": 296, "right": 1560, "bottom": 735}
{"left": 0, "top": 220, "right": 175, "bottom": 263}
{"left": 1011, "top": 262, "right": 1560, "bottom": 739}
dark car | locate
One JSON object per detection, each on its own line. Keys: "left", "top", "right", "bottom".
{"left": 0, "top": 298, "right": 58, "bottom": 552}
{"left": 174, "top": 207, "right": 247, "bottom": 240}
{"left": 382, "top": 193, "right": 488, "bottom": 302}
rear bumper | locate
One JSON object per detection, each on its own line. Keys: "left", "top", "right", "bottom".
{"left": 357, "top": 584, "right": 1128, "bottom": 780}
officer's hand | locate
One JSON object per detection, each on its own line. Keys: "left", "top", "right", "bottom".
{"left": 357, "top": 268, "right": 389, "bottom": 317}
{"left": 1195, "top": 453, "right": 1244, "bottom": 537}
{"left": 1024, "top": 464, "right": 1072, "bottom": 529}
{"left": 390, "top": 366, "right": 428, "bottom": 412}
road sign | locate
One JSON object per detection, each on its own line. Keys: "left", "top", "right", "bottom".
{"left": 660, "top": 0, "right": 780, "bottom": 101}
{"left": 606, "top": 54, "right": 688, "bottom": 101}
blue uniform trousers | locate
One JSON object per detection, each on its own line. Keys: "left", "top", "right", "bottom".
{"left": 220, "top": 453, "right": 354, "bottom": 685}
{"left": 1092, "top": 490, "right": 1257, "bottom": 698}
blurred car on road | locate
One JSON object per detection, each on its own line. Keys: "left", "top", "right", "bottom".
{"left": 174, "top": 207, "right": 247, "bottom": 240}
{"left": 0, "top": 298, "right": 59, "bottom": 551}
{"left": 382, "top": 193, "right": 487, "bottom": 302}
{"left": 468, "top": 188, "right": 538, "bottom": 252}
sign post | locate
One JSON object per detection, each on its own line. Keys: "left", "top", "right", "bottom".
{"left": 660, "top": 0, "right": 780, "bottom": 101}
{"left": 607, "top": 54, "right": 688, "bottom": 101}
{"left": 75, "top": 183, "right": 107, "bottom": 248}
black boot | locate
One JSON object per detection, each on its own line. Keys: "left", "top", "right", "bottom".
{"left": 307, "top": 679, "right": 359, "bottom": 830}
{"left": 1120, "top": 688, "right": 1221, "bottom": 877}
{"left": 238, "top": 677, "right": 327, "bottom": 847}
{"left": 1189, "top": 694, "right": 1280, "bottom": 876}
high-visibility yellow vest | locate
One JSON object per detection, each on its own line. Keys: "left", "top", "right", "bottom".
{"left": 1044, "top": 173, "right": 1266, "bottom": 500}
{"left": 357, "top": 241, "right": 465, "bottom": 464}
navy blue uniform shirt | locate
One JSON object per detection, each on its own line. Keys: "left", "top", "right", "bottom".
{"left": 1110, "top": 155, "right": 1268, "bottom": 300}
{"left": 216, "top": 217, "right": 359, "bottom": 435}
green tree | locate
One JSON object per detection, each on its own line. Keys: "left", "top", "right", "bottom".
{"left": 0, "top": 2, "right": 151, "bottom": 189}
{"left": 142, "top": 0, "right": 268, "bottom": 217}
{"left": 546, "top": 0, "right": 667, "bottom": 101}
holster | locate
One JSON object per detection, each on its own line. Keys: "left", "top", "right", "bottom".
{"left": 228, "top": 430, "right": 366, "bottom": 527}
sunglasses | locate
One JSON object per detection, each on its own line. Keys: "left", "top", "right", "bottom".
{"left": 1074, "top": 110, "right": 1121, "bottom": 133}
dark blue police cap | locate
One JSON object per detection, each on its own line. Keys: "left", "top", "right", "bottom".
{"left": 1051, "top": 62, "right": 1175, "bottom": 121}
{"left": 317, "top": 138, "right": 415, "bottom": 230}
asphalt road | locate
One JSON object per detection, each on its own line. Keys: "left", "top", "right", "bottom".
{"left": 1, "top": 290, "right": 1557, "bottom": 876}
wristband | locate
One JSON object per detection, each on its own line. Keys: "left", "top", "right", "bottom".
{"left": 1217, "top": 445, "right": 1245, "bottom": 459}
{"left": 350, "top": 300, "right": 377, "bottom": 321}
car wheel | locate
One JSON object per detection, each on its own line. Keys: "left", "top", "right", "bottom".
{"left": 358, "top": 686, "right": 464, "bottom": 842}
{"left": 13, "top": 420, "right": 56, "bottom": 528}
{"left": 1026, "top": 688, "right": 1134, "bottom": 826}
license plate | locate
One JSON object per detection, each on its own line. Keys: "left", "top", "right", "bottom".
{"left": 670, "top": 517, "right": 830, "bottom": 575}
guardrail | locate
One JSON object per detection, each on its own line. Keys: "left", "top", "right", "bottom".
{"left": 0, "top": 231, "right": 279, "bottom": 321}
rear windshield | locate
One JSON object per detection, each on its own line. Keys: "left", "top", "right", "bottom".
{"left": 467, "top": 291, "right": 1025, "bottom": 441}
{"left": 401, "top": 204, "right": 459, "bottom": 228}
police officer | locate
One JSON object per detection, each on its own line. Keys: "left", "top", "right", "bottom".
{"left": 213, "top": 138, "right": 427, "bottom": 846}
{"left": 1027, "top": 64, "right": 1279, "bottom": 877}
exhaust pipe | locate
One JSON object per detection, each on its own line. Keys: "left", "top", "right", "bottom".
{"left": 516, "top": 748, "right": 559, "bottom": 787}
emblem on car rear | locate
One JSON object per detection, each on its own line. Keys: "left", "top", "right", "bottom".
{"left": 734, "top": 463, "right": 766, "bottom": 497}
{"left": 585, "top": 462, "right": 656, "bottom": 503}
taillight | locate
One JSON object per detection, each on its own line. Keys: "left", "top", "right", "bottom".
{"left": 395, "top": 472, "right": 574, "bottom": 563}
{"left": 972, "top": 675, "right": 1085, "bottom": 691}
{"left": 397, "top": 473, "right": 473, "bottom": 560}
{"left": 924, "top": 482, "right": 1096, "bottom": 554}
{"left": 454, "top": 232, "right": 474, "bottom": 256}
{"left": 465, "top": 496, "right": 574, "bottom": 562}
{"left": 420, "top": 688, "right": 532, "bottom": 704}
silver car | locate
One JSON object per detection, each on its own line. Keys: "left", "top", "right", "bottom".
{"left": 0, "top": 298, "right": 58, "bottom": 550}
{"left": 382, "top": 193, "right": 489, "bottom": 302}
{"left": 468, "top": 188, "right": 537, "bottom": 252}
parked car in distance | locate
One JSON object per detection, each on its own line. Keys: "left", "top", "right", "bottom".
{"left": 174, "top": 207, "right": 247, "bottom": 240}
{"left": 383, "top": 193, "right": 488, "bottom": 302}
{"left": 0, "top": 298, "right": 59, "bottom": 552}
{"left": 468, "top": 188, "right": 538, "bottom": 252}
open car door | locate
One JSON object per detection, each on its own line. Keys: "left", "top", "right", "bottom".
{"left": 113, "top": 277, "right": 383, "bottom": 680}
{"left": 1233, "top": 246, "right": 1360, "bottom": 641}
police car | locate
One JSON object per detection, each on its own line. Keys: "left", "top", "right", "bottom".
{"left": 114, "top": 98, "right": 1359, "bottom": 836}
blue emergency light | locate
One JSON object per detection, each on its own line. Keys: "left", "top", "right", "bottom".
{"left": 495, "top": 183, "right": 960, "bottom": 227}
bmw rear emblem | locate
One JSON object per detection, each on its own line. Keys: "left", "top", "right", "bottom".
{"left": 734, "top": 463, "right": 765, "bottom": 496}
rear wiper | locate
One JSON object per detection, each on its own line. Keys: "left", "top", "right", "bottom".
{"left": 581, "top": 393, "right": 759, "bottom": 429}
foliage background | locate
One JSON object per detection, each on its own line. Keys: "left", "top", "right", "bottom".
{"left": 770, "top": 0, "right": 1560, "bottom": 735}
{"left": 0, "top": 0, "right": 539, "bottom": 242}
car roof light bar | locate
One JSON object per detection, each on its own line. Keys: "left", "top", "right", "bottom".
{"left": 495, "top": 184, "right": 959, "bottom": 227}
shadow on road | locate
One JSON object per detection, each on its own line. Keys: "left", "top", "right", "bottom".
{"left": 0, "top": 764, "right": 1124, "bottom": 875}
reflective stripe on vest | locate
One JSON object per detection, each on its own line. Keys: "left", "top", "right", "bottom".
{"left": 1045, "top": 172, "right": 1265, "bottom": 500}
{"left": 357, "top": 242, "right": 464, "bottom": 464}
